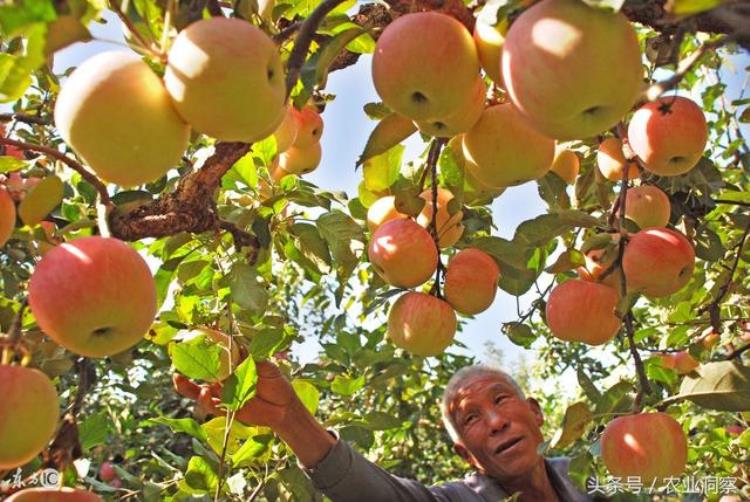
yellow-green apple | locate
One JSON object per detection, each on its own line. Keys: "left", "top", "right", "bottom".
{"left": 292, "top": 106, "right": 324, "bottom": 148}
{"left": 165, "top": 17, "right": 286, "bottom": 142}
{"left": 597, "top": 137, "right": 640, "bottom": 181}
{"left": 0, "top": 186, "right": 15, "bottom": 246}
{"left": 502, "top": 0, "right": 642, "bottom": 140}
{"left": 278, "top": 142, "right": 322, "bottom": 175}
{"left": 463, "top": 103, "right": 555, "bottom": 188}
{"left": 624, "top": 185, "right": 671, "bottom": 229}
{"left": 414, "top": 77, "right": 486, "bottom": 137}
{"left": 545, "top": 279, "right": 620, "bottom": 345}
{"left": 55, "top": 51, "right": 190, "bottom": 187}
{"left": 387, "top": 291, "right": 457, "bottom": 356}
{"left": 272, "top": 106, "right": 298, "bottom": 153}
{"left": 473, "top": 18, "right": 507, "bottom": 85}
{"left": 444, "top": 248, "right": 500, "bottom": 315}
{"left": 368, "top": 219, "right": 438, "bottom": 288}
{"left": 659, "top": 351, "right": 699, "bottom": 374}
{"left": 6, "top": 488, "right": 103, "bottom": 502}
{"left": 175, "top": 328, "right": 241, "bottom": 382}
{"left": 0, "top": 365, "right": 59, "bottom": 469}
{"left": 622, "top": 227, "right": 695, "bottom": 298}
{"left": 367, "top": 195, "right": 408, "bottom": 232}
{"left": 550, "top": 148, "right": 580, "bottom": 184}
{"left": 446, "top": 136, "right": 505, "bottom": 203}
{"left": 417, "top": 188, "right": 464, "bottom": 248}
{"left": 627, "top": 96, "right": 708, "bottom": 176}
{"left": 601, "top": 412, "right": 687, "bottom": 485}
{"left": 28, "top": 236, "right": 157, "bottom": 358}
{"left": 372, "top": 12, "right": 480, "bottom": 121}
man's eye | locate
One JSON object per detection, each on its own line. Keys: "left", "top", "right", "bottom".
{"left": 464, "top": 414, "right": 477, "bottom": 425}
{"left": 495, "top": 395, "right": 505, "bottom": 404}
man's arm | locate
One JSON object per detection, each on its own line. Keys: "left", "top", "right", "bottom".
{"left": 174, "top": 362, "right": 454, "bottom": 502}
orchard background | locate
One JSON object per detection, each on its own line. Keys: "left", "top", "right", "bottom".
{"left": 0, "top": 0, "right": 749, "bottom": 499}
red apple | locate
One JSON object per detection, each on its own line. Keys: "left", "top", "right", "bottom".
{"left": 0, "top": 185, "right": 16, "bottom": 247}
{"left": 601, "top": 412, "right": 688, "bottom": 485}
{"left": 99, "top": 461, "right": 117, "bottom": 482}
{"left": 0, "top": 365, "right": 60, "bottom": 469}
{"left": 387, "top": 291, "right": 457, "bottom": 356}
{"left": 28, "top": 236, "right": 158, "bottom": 358}
{"left": 366, "top": 196, "right": 408, "bottom": 232}
{"left": 627, "top": 96, "right": 708, "bottom": 176}
{"left": 416, "top": 188, "right": 464, "bottom": 248}
{"left": 550, "top": 148, "right": 580, "bottom": 185}
{"left": 545, "top": 279, "right": 620, "bottom": 345}
{"left": 292, "top": 105, "right": 324, "bottom": 148}
{"left": 597, "top": 137, "right": 640, "bottom": 182}
{"left": 622, "top": 227, "right": 695, "bottom": 298}
{"left": 443, "top": 248, "right": 500, "bottom": 315}
{"left": 368, "top": 219, "right": 438, "bottom": 288}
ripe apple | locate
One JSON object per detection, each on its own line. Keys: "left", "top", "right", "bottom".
{"left": 292, "top": 106, "right": 324, "bottom": 148}
{"left": 5, "top": 488, "right": 103, "bottom": 502}
{"left": 502, "top": 0, "right": 642, "bottom": 140}
{"left": 387, "top": 291, "right": 457, "bottom": 356}
{"left": 550, "top": 148, "right": 580, "bottom": 185}
{"left": 624, "top": 185, "right": 671, "bottom": 229}
{"left": 597, "top": 137, "right": 640, "bottom": 182}
{"left": 627, "top": 96, "right": 708, "bottom": 176}
{"left": 726, "top": 424, "right": 746, "bottom": 436}
{"left": 545, "top": 279, "right": 620, "bottom": 345}
{"left": 463, "top": 103, "right": 555, "bottom": 188}
{"left": 622, "top": 227, "right": 695, "bottom": 298}
{"left": 28, "top": 236, "right": 157, "bottom": 358}
{"left": 3, "top": 144, "right": 25, "bottom": 160}
{"left": 577, "top": 234, "right": 624, "bottom": 291}
{"left": 473, "top": 18, "right": 507, "bottom": 85}
{"left": 0, "top": 365, "right": 59, "bottom": 469}
{"left": 414, "top": 77, "right": 486, "bottom": 138}
{"left": 0, "top": 185, "right": 16, "bottom": 247}
{"left": 165, "top": 17, "right": 286, "bottom": 142}
{"left": 601, "top": 412, "right": 687, "bottom": 485}
{"left": 366, "top": 195, "right": 408, "bottom": 232}
{"left": 272, "top": 107, "right": 298, "bottom": 153}
{"left": 416, "top": 188, "right": 464, "bottom": 248}
{"left": 176, "top": 328, "right": 241, "bottom": 382}
{"left": 99, "top": 461, "right": 117, "bottom": 482}
{"left": 54, "top": 51, "right": 190, "bottom": 187}
{"left": 700, "top": 331, "right": 720, "bottom": 351}
{"left": 372, "top": 12, "right": 480, "bottom": 121}
{"left": 368, "top": 218, "right": 438, "bottom": 288}
{"left": 278, "top": 142, "right": 322, "bottom": 175}
{"left": 444, "top": 248, "right": 500, "bottom": 315}
{"left": 659, "top": 351, "right": 699, "bottom": 374}
{"left": 446, "top": 136, "right": 505, "bottom": 203}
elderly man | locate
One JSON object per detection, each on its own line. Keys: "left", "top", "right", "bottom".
{"left": 176, "top": 362, "right": 594, "bottom": 501}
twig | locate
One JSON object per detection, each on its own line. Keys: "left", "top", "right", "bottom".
{"left": 274, "top": 22, "right": 303, "bottom": 44}
{"left": 0, "top": 113, "right": 50, "bottom": 126}
{"left": 8, "top": 299, "right": 28, "bottom": 344}
{"left": 625, "top": 313, "right": 651, "bottom": 412}
{"left": 425, "top": 139, "right": 445, "bottom": 298}
{"left": 727, "top": 343, "right": 750, "bottom": 360}
{"left": 284, "top": 0, "right": 349, "bottom": 99}
{"left": 0, "top": 137, "right": 112, "bottom": 207}
{"left": 110, "top": 0, "right": 164, "bottom": 60}
{"left": 641, "top": 34, "right": 737, "bottom": 102}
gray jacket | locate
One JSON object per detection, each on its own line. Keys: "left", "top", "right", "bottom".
{"left": 305, "top": 438, "right": 594, "bottom": 501}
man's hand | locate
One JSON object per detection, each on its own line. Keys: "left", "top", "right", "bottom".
{"left": 172, "top": 360, "right": 297, "bottom": 429}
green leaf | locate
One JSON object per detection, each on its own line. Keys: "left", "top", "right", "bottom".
{"left": 202, "top": 416, "right": 255, "bottom": 456}
{"left": 362, "top": 411, "right": 401, "bottom": 430}
{"left": 147, "top": 417, "right": 208, "bottom": 442}
{"left": 292, "top": 379, "right": 320, "bottom": 415}
{"left": 358, "top": 114, "right": 416, "bottom": 166}
{"left": 538, "top": 172, "right": 571, "bottom": 210}
{"left": 0, "top": 0, "right": 56, "bottom": 36}
{"left": 168, "top": 337, "right": 223, "bottom": 382}
{"left": 247, "top": 327, "right": 292, "bottom": 361}
{"left": 78, "top": 412, "right": 110, "bottom": 451}
{"left": 232, "top": 152, "right": 258, "bottom": 188}
{"left": 331, "top": 374, "right": 365, "bottom": 396}
{"left": 594, "top": 381, "right": 634, "bottom": 416}
{"left": 550, "top": 402, "right": 592, "bottom": 449}
{"left": 185, "top": 456, "right": 219, "bottom": 493}
{"left": 221, "top": 357, "right": 258, "bottom": 411}
{"left": 362, "top": 144, "right": 403, "bottom": 191}
{"left": 0, "top": 156, "right": 27, "bottom": 173}
{"left": 673, "top": 361, "right": 750, "bottom": 411}
{"left": 545, "top": 249, "right": 585, "bottom": 273}
{"left": 232, "top": 433, "right": 272, "bottom": 466}
{"left": 671, "top": 0, "right": 722, "bottom": 15}
{"left": 577, "top": 368, "right": 602, "bottom": 403}
{"left": 229, "top": 263, "right": 269, "bottom": 314}
{"left": 0, "top": 23, "right": 46, "bottom": 102}
{"left": 18, "top": 174, "right": 63, "bottom": 225}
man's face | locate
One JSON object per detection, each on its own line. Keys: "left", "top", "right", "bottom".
{"left": 449, "top": 374, "right": 545, "bottom": 481}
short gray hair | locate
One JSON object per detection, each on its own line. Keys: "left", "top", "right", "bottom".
{"left": 441, "top": 365, "right": 526, "bottom": 443}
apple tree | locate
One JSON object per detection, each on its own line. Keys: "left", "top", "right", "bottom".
{"left": 0, "top": 0, "right": 749, "bottom": 499}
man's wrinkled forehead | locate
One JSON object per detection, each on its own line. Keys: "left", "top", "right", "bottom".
{"left": 449, "top": 374, "right": 517, "bottom": 414}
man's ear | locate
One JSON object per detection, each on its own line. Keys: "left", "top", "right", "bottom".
{"left": 526, "top": 397, "right": 544, "bottom": 427}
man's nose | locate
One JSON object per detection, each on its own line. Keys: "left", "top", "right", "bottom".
{"left": 487, "top": 411, "right": 509, "bottom": 434}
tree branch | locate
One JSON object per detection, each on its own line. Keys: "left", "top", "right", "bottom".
{"left": 0, "top": 137, "right": 112, "bottom": 207}
{"left": 726, "top": 343, "right": 750, "bottom": 360}
{"left": 425, "top": 139, "right": 446, "bottom": 298}
{"left": 0, "top": 113, "right": 51, "bottom": 126}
